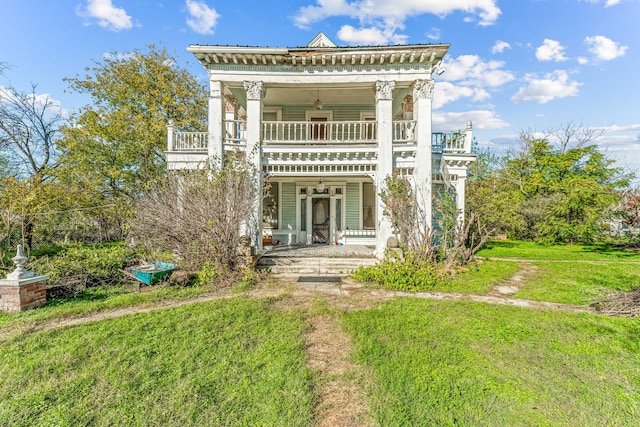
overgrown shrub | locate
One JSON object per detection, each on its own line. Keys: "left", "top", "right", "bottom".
{"left": 380, "top": 174, "right": 494, "bottom": 267}
{"left": 27, "top": 243, "right": 138, "bottom": 296}
{"left": 352, "top": 254, "right": 449, "bottom": 292}
{"left": 129, "top": 156, "right": 257, "bottom": 275}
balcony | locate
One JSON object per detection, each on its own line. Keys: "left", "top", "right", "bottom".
{"left": 167, "top": 120, "right": 473, "bottom": 154}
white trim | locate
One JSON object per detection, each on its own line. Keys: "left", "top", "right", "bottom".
{"left": 305, "top": 110, "right": 333, "bottom": 121}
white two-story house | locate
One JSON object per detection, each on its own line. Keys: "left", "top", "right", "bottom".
{"left": 165, "top": 33, "right": 475, "bottom": 255}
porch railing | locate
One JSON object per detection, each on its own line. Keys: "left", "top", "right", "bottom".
{"left": 173, "top": 132, "right": 208, "bottom": 151}
{"left": 432, "top": 132, "right": 467, "bottom": 154}
{"left": 262, "top": 120, "right": 377, "bottom": 144}
{"left": 168, "top": 120, "right": 472, "bottom": 153}
{"left": 393, "top": 120, "right": 416, "bottom": 143}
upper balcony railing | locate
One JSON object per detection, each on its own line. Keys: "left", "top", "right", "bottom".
{"left": 431, "top": 132, "right": 468, "bottom": 154}
{"left": 168, "top": 120, "right": 473, "bottom": 154}
{"left": 262, "top": 120, "right": 377, "bottom": 145}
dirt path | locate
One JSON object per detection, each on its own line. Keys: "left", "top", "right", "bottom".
{"left": 304, "top": 311, "right": 375, "bottom": 427}
{"left": 487, "top": 261, "right": 540, "bottom": 297}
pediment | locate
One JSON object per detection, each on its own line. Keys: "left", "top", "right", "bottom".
{"left": 308, "top": 32, "right": 336, "bottom": 48}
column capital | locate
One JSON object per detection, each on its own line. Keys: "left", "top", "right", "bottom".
{"left": 243, "top": 81, "right": 265, "bottom": 100}
{"left": 375, "top": 81, "right": 396, "bottom": 101}
{"left": 413, "top": 79, "right": 435, "bottom": 100}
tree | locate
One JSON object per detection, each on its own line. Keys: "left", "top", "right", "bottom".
{"left": 503, "top": 124, "right": 631, "bottom": 243}
{"left": 466, "top": 149, "right": 525, "bottom": 237}
{"left": 56, "top": 45, "right": 207, "bottom": 234}
{"left": 0, "top": 84, "right": 65, "bottom": 248}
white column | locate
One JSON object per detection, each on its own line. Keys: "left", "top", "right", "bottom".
{"left": 208, "top": 80, "right": 224, "bottom": 169}
{"left": 244, "top": 80, "right": 265, "bottom": 251}
{"left": 412, "top": 79, "right": 435, "bottom": 236}
{"left": 166, "top": 120, "right": 175, "bottom": 152}
{"left": 455, "top": 176, "right": 466, "bottom": 226}
{"left": 375, "top": 80, "right": 395, "bottom": 257}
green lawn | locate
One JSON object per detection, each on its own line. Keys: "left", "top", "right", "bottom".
{"left": 344, "top": 298, "right": 640, "bottom": 426}
{"left": 446, "top": 260, "right": 520, "bottom": 294}
{"left": 0, "top": 283, "right": 213, "bottom": 336}
{"left": 476, "top": 240, "right": 640, "bottom": 261}
{"left": 0, "top": 298, "right": 314, "bottom": 427}
{"left": 513, "top": 262, "right": 640, "bottom": 306}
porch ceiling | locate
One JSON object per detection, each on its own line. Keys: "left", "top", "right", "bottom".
{"left": 227, "top": 83, "right": 412, "bottom": 112}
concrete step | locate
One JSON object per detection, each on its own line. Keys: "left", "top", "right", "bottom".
{"left": 258, "top": 256, "right": 378, "bottom": 275}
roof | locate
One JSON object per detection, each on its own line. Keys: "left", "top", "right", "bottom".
{"left": 187, "top": 32, "right": 449, "bottom": 70}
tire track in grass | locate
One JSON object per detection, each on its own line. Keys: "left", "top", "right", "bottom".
{"left": 305, "top": 310, "right": 374, "bottom": 427}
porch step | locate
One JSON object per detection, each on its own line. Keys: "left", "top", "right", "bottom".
{"left": 258, "top": 256, "right": 378, "bottom": 276}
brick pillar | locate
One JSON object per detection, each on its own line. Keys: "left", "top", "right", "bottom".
{"left": 0, "top": 276, "right": 48, "bottom": 313}
{"left": 0, "top": 245, "right": 48, "bottom": 313}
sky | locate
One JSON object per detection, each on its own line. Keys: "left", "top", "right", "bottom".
{"left": 1, "top": 0, "right": 639, "bottom": 183}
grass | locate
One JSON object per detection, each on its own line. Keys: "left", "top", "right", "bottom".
{"left": 344, "top": 298, "right": 640, "bottom": 426}
{"left": 476, "top": 240, "right": 640, "bottom": 261}
{"left": 513, "top": 262, "right": 640, "bottom": 305}
{"left": 0, "top": 297, "right": 314, "bottom": 427}
{"left": 445, "top": 260, "right": 520, "bottom": 294}
{"left": 0, "top": 283, "right": 214, "bottom": 336}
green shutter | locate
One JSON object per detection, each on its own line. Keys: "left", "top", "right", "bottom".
{"left": 281, "top": 182, "right": 296, "bottom": 229}
{"left": 346, "top": 182, "right": 360, "bottom": 229}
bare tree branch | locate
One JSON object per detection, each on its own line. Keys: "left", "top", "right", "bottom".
{"left": 0, "top": 83, "right": 64, "bottom": 182}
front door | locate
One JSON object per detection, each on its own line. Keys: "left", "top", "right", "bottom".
{"left": 312, "top": 197, "right": 329, "bottom": 244}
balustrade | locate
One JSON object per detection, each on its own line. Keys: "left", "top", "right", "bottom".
{"left": 169, "top": 121, "right": 471, "bottom": 154}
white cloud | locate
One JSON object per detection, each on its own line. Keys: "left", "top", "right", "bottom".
{"left": 78, "top": 0, "right": 133, "bottom": 31}
{"left": 536, "top": 39, "right": 568, "bottom": 62}
{"left": 433, "top": 109, "right": 509, "bottom": 131}
{"left": 0, "top": 86, "right": 69, "bottom": 118}
{"left": 337, "top": 25, "right": 407, "bottom": 45}
{"left": 293, "top": 0, "right": 501, "bottom": 44}
{"left": 185, "top": 0, "right": 219, "bottom": 35}
{"left": 582, "top": 0, "right": 622, "bottom": 7}
{"left": 433, "top": 82, "right": 489, "bottom": 109}
{"left": 491, "top": 40, "right": 511, "bottom": 54}
{"left": 441, "top": 55, "right": 515, "bottom": 88}
{"left": 511, "top": 70, "right": 581, "bottom": 104}
{"left": 426, "top": 27, "right": 441, "bottom": 41}
{"left": 584, "top": 35, "right": 627, "bottom": 61}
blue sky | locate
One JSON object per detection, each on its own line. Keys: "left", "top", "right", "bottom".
{"left": 1, "top": 0, "right": 638, "bottom": 182}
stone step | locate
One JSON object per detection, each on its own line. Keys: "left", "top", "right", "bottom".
{"left": 258, "top": 256, "right": 378, "bottom": 275}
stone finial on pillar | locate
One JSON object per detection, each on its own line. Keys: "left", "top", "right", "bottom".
{"left": 6, "top": 244, "right": 34, "bottom": 280}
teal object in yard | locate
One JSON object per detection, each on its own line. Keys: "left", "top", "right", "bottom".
{"left": 129, "top": 262, "right": 176, "bottom": 285}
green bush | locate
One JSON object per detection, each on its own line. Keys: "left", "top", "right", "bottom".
{"left": 352, "top": 255, "right": 449, "bottom": 292}
{"left": 27, "top": 243, "right": 139, "bottom": 290}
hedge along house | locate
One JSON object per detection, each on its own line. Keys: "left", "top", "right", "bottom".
{"left": 165, "top": 33, "right": 476, "bottom": 256}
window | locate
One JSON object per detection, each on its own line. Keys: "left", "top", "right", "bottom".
{"left": 362, "top": 182, "right": 376, "bottom": 229}
{"left": 263, "top": 182, "right": 278, "bottom": 229}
